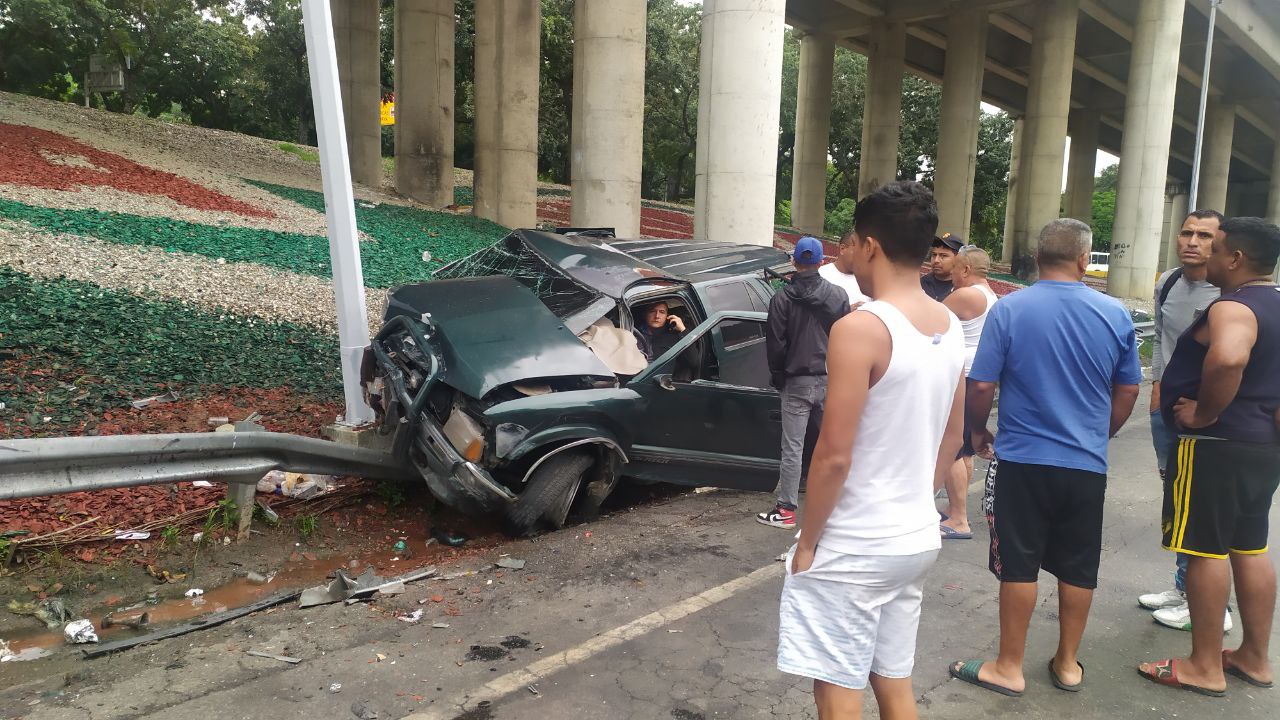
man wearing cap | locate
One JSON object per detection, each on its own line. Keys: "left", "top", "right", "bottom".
{"left": 922, "top": 233, "right": 964, "bottom": 301}
{"left": 760, "top": 237, "right": 851, "bottom": 529}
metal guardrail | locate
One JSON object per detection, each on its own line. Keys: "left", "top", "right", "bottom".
{"left": 0, "top": 431, "right": 409, "bottom": 500}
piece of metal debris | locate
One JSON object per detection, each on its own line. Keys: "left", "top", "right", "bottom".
{"left": 495, "top": 557, "right": 526, "bottom": 570}
{"left": 246, "top": 650, "right": 301, "bottom": 664}
{"left": 431, "top": 622, "right": 450, "bottom": 629}
{"left": 64, "top": 620, "right": 98, "bottom": 644}
{"left": 528, "top": 685, "right": 540, "bottom": 696}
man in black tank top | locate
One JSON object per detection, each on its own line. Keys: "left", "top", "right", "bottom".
{"left": 1139, "top": 217, "right": 1280, "bottom": 696}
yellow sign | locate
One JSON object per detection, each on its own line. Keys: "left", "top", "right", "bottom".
{"left": 380, "top": 99, "right": 395, "bottom": 126}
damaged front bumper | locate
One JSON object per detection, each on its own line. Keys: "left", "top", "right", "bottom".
{"left": 370, "top": 316, "right": 516, "bottom": 515}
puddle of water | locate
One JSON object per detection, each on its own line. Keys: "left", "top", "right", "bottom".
{"left": 2, "top": 646, "right": 52, "bottom": 663}
{"left": 2, "top": 526, "right": 496, "bottom": 661}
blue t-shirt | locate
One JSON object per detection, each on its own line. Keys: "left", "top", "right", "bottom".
{"left": 969, "top": 280, "right": 1143, "bottom": 473}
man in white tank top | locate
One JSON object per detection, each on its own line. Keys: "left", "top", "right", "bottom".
{"left": 937, "top": 247, "right": 998, "bottom": 539}
{"left": 777, "top": 181, "right": 966, "bottom": 719}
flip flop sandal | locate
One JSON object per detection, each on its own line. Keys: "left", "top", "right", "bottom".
{"left": 940, "top": 525, "right": 973, "bottom": 540}
{"left": 948, "top": 660, "right": 1023, "bottom": 697}
{"left": 1223, "top": 650, "right": 1274, "bottom": 688}
{"left": 1049, "top": 659, "right": 1085, "bottom": 692}
{"left": 1137, "top": 659, "right": 1226, "bottom": 697}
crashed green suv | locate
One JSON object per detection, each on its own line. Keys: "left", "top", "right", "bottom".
{"left": 362, "top": 229, "right": 793, "bottom": 535}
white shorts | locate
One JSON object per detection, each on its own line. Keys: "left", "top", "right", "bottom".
{"left": 777, "top": 545, "right": 939, "bottom": 690}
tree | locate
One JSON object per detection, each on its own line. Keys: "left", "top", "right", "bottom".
{"left": 1095, "top": 162, "right": 1119, "bottom": 193}
{"left": 641, "top": 0, "right": 702, "bottom": 201}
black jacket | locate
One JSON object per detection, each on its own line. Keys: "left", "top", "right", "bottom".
{"left": 766, "top": 271, "right": 851, "bottom": 389}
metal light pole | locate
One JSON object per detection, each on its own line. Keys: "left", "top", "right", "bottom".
{"left": 300, "top": 0, "right": 375, "bottom": 426}
{"left": 1187, "top": 0, "right": 1221, "bottom": 211}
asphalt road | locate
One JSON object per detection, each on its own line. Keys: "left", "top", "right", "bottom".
{"left": 4, "top": 384, "right": 1278, "bottom": 720}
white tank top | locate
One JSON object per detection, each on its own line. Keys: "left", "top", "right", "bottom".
{"left": 819, "top": 300, "right": 965, "bottom": 556}
{"left": 961, "top": 285, "right": 998, "bottom": 376}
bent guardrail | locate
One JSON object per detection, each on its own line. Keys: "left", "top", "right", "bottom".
{"left": 0, "top": 430, "right": 409, "bottom": 501}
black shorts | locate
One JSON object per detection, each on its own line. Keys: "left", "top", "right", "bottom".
{"left": 1162, "top": 437, "right": 1280, "bottom": 559}
{"left": 983, "top": 458, "right": 1107, "bottom": 589}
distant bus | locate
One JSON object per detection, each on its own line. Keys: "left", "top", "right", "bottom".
{"left": 1086, "top": 251, "right": 1109, "bottom": 278}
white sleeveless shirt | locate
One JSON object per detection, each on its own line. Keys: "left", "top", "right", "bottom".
{"left": 820, "top": 301, "right": 965, "bottom": 556}
{"left": 960, "top": 285, "right": 998, "bottom": 376}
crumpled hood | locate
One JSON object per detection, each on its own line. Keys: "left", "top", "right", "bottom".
{"left": 384, "top": 276, "right": 615, "bottom": 400}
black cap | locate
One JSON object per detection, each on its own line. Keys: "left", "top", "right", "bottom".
{"left": 933, "top": 232, "right": 964, "bottom": 252}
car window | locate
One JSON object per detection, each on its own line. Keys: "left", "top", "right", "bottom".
{"left": 702, "top": 281, "right": 761, "bottom": 314}
{"left": 697, "top": 318, "right": 771, "bottom": 390}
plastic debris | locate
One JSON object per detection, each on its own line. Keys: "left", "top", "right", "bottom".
{"left": 7, "top": 599, "right": 72, "bottom": 629}
{"left": 246, "top": 650, "right": 301, "bottom": 664}
{"left": 191, "top": 532, "right": 204, "bottom": 543}
{"left": 207, "top": 416, "right": 230, "bottom": 426}
{"left": 431, "top": 622, "right": 450, "bottom": 629}
{"left": 430, "top": 527, "right": 468, "bottom": 547}
{"left": 191, "top": 480, "right": 214, "bottom": 488}
{"left": 495, "top": 557, "right": 526, "bottom": 570}
{"left": 257, "top": 470, "right": 333, "bottom": 499}
{"left": 329, "top": 683, "right": 343, "bottom": 693}
{"left": 0, "top": 639, "right": 13, "bottom": 662}
{"left": 114, "top": 530, "right": 150, "bottom": 541}
{"left": 397, "top": 610, "right": 423, "bottom": 623}
{"left": 64, "top": 619, "right": 98, "bottom": 644}
{"left": 184, "top": 588, "right": 204, "bottom": 598}
{"left": 129, "top": 391, "right": 180, "bottom": 409}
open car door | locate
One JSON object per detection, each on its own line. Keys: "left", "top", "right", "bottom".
{"left": 624, "top": 311, "right": 780, "bottom": 491}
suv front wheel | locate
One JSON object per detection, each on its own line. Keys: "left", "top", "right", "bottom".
{"left": 503, "top": 450, "right": 594, "bottom": 537}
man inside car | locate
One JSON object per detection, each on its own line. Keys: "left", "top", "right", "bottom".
{"left": 636, "top": 301, "right": 687, "bottom": 361}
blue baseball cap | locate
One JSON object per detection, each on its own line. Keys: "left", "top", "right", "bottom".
{"left": 793, "top": 236, "right": 824, "bottom": 264}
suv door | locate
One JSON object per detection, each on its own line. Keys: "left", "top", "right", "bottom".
{"left": 624, "top": 311, "right": 780, "bottom": 491}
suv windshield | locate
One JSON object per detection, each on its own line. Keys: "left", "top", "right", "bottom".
{"left": 434, "top": 234, "right": 599, "bottom": 319}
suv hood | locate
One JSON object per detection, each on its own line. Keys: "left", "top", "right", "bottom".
{"left": 384, "top": 276, "right": 615, "bottom": 400}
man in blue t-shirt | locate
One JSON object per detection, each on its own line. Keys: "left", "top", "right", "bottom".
{"left": 946, "top": 218, "right": 1142, "bottom": 697}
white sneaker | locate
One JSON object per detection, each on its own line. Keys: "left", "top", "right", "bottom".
{"left": 1152, "top": 602, "right": 1233, "bottom": 633}
{"left": 1138, "top": 589, "right": 1186, "bottom": 610}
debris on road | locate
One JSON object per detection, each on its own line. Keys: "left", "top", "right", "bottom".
{"left": 329, "top": 683, "right": 343, "bottom": 694}
{"left": 184, "top": 588, "right": 204, "bottom": 598}
{"left": 396, "top": 609, "right": 423, "bottom": 623}
{"left": 245, "top": 571, "right": 273, "bottom": 585}
{"left": 431, "top": 622, "right": 450, "bottom": 629}
{"left": 298, "top": 566, "right": 436, "bottom": 608}
{"left": 83, "top": 589, "right": 303, "bottom": 658}
{"left": 0, "top": 639, "right": 14, "bottom": 662}
{"left": 351, "top": 698, "right": 379, "bottom": 720}
{"left": 246, "top": 650, "right": 301, "bottom": 664}
{"left": 430, "top": 527, "right": 468, "bottom": 547}
{"left": 113, "top": 530, "right": 150, "bottom": 540}
{"left": 101, "top": 611, "right": 150, "bottom": 629}
{"left": 64, "top": 619, "right": 99, "bottom": 644}
{"left": 495, "top": 556, "right": 526, "bottom": 570}
{"left": 7, "top": 598, "right": 73, "bottom": 629}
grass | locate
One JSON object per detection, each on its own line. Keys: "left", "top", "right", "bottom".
{"left": 295, "top": 513, "right": 319, "bottom": 540}
{"left": 276, "top": 142, "right": 319, "bottom": 164}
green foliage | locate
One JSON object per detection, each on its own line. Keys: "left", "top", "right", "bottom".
{"left": 205, "top": 499, "right": 240, "bottom": 534}
{"left": 825, "top": 198, "right": 858, "bottom": 238}
{"left": 276, "top": 142, "right": 318, "bottom": 163}
{"left": 161, "top": 525, "right": 182, "bottom": 548}
{"left": 0, "top": 191, "right": 506, "bottom": 288}
{"left": 774, "top": 200, "right": 792, "bottom": 227}
{"left": 295, "top": 513, "right": 319, "bottom": 540}
{"left": 0, "top": 267, "right": 343, "bottom": 419}
{"left": 1091, "top": 189, "right": 1117, "bottom": 252}
{"left": 1095, "top": 163, "right": 1120, "bottom": 193}
{"left": 641, "top": 0, "right": 702, "bottom": 201}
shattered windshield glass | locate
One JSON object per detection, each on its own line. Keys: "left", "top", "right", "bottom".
{"left": 433, "top": 236, "right": 599, "bottom": 319}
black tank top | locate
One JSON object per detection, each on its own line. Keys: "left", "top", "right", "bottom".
{"left": 1160, "top": 284, "right": 1280, "bottom": 445}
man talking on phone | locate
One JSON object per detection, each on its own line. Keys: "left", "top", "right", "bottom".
{"left": 759, "top": 237, "right": 851, "bottom": 529}
{"left": 636, "top": 301, "right": 687, "bottom": 361}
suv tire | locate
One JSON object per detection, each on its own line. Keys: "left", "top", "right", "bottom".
{"left": 503, "top": 450, "right": 594, "bottom": 537}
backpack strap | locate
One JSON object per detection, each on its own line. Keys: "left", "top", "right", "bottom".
{"left": 1157, "top": 266, "right": 1185, "bottom": 308}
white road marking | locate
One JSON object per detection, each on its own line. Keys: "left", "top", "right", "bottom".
{"left": 400, "top": 562, "right": 784, "bottom": 720}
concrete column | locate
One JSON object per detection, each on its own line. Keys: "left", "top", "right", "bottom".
{"left": 693, "top": 0, "right": 787, "bottom": 246}
{"left": 1064, "top": 109, "right": 1100, "bottom": 222}
{"left": 1012, "top": 0, "right": 1079, "bottom": 278}
{"left": 934, "top": 8, "right": 988, "bottom": 238}
{"left": 1106, "top": 0, "right": 1185, "bottom": 299}
{"left": 333, "top": 0, "right": 382, "bottom": 187}
{"left": 473, "top": 0, "right": 540, "bottom": 228}
{"left": 1197, "top": 102, "right": 1235, "bottom": 213}
{"left": 395, "top": 0, "right": 454, "bottom": 207}
{"left": 790, "top": 33, "right": 835, "bottom": 235}
{"left": 1001, "top": 117, "right": 1024, "bottom": 264}
{"left": 857, "top": 21, "right": 906, "bottom": 198}
{"left": 570, "top": 0, "right": 647, "bottom": 238}
{"left": 1162, "top": 189, "right": 1189, "bottom": 272}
